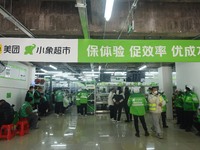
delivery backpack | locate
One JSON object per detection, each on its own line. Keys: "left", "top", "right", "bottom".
{"left": 0, "top": 100, "right": 15, "bottom": 127}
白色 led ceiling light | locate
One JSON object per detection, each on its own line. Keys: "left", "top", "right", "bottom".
{"left": 104, "top": 0, "right": 115, "bottom": 21}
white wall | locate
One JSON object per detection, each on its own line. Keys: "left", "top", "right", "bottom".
{"left": 176, "top": 63, "right": 200, "bottom": 99}
{"left": 0, "top": 61, "right": 35, "bottom": 111}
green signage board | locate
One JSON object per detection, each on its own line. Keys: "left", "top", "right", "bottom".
{"left": 78, "top": 40, "right": 200, "bottom": 62}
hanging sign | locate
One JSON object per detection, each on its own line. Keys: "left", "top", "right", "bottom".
{"left": 0, "top": 38, "right": 78, "bottom": 62}
{"left": 78, "top": 39, "right": 200, "bottom": 62}
{"left": 1, "top": 38, "right": 200, "bottom": 62}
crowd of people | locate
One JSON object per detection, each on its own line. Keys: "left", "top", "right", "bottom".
{"left": 105, "top": 85, "right": 200, "bottom": 139}
{"left": 1, "top": 84, "right": 200, "bottom": 140}
{"left": 0, "top": 86, "right": 74, "bottom": 130}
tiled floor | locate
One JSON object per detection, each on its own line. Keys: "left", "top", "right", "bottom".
{"left": 0, "top": 107, "right": 200, "bottom": 150}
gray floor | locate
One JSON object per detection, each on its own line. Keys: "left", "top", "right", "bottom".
{"left": 0, "top": 107, "right": 200, "bottom": 150}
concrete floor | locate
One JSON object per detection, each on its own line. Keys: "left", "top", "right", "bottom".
{"left": 0, "top": 107, "right": 200, "bottom": 150}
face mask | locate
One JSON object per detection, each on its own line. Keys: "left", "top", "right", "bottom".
{"left": 116, "top": 90, "right": 119, "bottom": 95}
{"left": 153, "top": 91, "right": 158, "bottom": 95}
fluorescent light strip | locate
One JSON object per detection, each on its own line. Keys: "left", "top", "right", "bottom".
{"left": 49, "top": 65, "right": 57, "bottom": 70}
{"left": 83, "top": 71, "right": 100, "bottom": 74}
{"left": 35, "top": 73, "right": 45, "bottom": 75}
{"left": 40, "top": 69, "right": 48, "bottom": 73}
{"left": 139, "top": 65, "right": 147, "bottom": 71}
{"left": 104, "top": 0, "right": 115, "bottom": 21}
{"left": 104, "top": 72, "right": 114, "bottom": 74}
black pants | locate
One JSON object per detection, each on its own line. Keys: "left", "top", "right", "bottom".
{"left": 124, "top": 104, "right": 132, "bottom": 121}
{"left": 39, "top": 101, "right": 49, "bottom": 116}
{"left": 55, "top": 102, "right": 64, "bottom": 114}
{"left": 80, "top": 104, "right": 87, "bottom": 115}
{"left": 184, "top": 111, "right": 195, "bottom": 131}
{"left": 133, "top": 115, "right": 148, "bottom": 133}
{"left": 114, "top": 103, "right": 123, "bottom": 121}
{"left": 161, "top": 112, "right": 167, "bottom": 127}
{"left": 77, "top": 105, "right": 81, "bottom": 114}
{"left": 109, "top": 105, "right": 115, "bottom": 119}
{"left": 194, "top": 122, "right": 200, "bottom": 132}
{"left": 28, "top": 113, "right": 39, "bottom": 129}
{"left": 176, "top": 107, "right": 183, "bottom": 124}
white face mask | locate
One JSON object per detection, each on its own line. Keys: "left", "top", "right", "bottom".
{"left": 153, "top": 91, "right": 158, "bottom": 95}
{"left": 116, "top": 90, "right": 119, "bottom": 95}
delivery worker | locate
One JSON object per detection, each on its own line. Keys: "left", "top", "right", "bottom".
{"left": 19, "top": 97, "right": 39, "bottom": 129}
{"left": 79, "top": 89, "right": 89, "bottom": 116}
{"left": 173, "top": 90, "right": 184, "bottom": 127}
{"left": 183, "top": 85, "right": 199, "bottom": 132}
{"left": 25, "top": 86, "right": 34, "bottom": 105}
{"left": 55, "top": 89, "right": 65, "bottom": 117}
{"left": 193, "top": 107, "right": 200, "bottom": 136}
{"left": 148, "top": 86, "right": 166, "bottom": 139}
{"left": 159, "top": 91, "right": 169, "bottom": 128}
{"left": 128, "top": 87, "right": 149, "bottom": 137}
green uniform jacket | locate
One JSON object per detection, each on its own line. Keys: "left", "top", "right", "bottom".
{"left": 55, "top": 90, "right": 64, "bottom": 102}
{"left": 128, "top": 93, "right": 147, "bottom": 116}
{"left": 79, "top": 90, "right": 88, "bottom": 104}
{"left": 34, "top": 90, "right": 41, "bottom": 103}
{"left": 183, "top": 91, "right": 199, "bottom": 111}
{"left": 20, "top": 101, "right": 33, "bottom": 118}
{"left": 174, "top": 92, "right": 184, "bottom": 108}
{"left": 75, "top": 93, "right": 81, "bottom": 106}
{"left": 161, "top": 94, "right": 168, "bottom": 112}
{"left": 26, "top": 91, "right": 34, "bottom": 105}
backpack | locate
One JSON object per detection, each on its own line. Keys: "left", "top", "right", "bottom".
{"left": 0, "top": 100, "right": 15, "bottom": 126}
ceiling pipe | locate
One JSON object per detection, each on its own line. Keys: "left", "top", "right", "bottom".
{"left": 0, "top": 5, "right": 34, "bottom": 38}
{"left": 117, "top": 0, "right": 139, "bottom": 39}
{"left": 75, "top": 0, "right": 90, "bottom": 39}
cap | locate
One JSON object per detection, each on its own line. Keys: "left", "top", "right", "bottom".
{"left": 186, "top": 85, "right": 193, "bottom": 91}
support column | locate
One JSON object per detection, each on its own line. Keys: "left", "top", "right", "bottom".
{"left": 158, "top": 66, "right": 173, "bottom": 119}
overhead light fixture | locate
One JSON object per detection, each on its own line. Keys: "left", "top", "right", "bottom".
{"left": 0, "top": 5, "right": 34, "bottom": 38}
{"left": 98, "top": 65, "right": 101, "bottom": 71}
{"left": 40, "top": 69, "right": 48, "bottom": 73}
{"left": 82, "top": 71, "right": 100, "bottom": 74}
{"left": 35, "top": 72, "right": 45, "bottom": 75}
{"left": 104, "top": 0, "right": 115, "bottom": 21}
{"left": 104, "top": 72, "right": 114, "bottom": 74}
{"left": 139, "top": 65, "right": 147, "bottom": 71}
{"left": 49, "top": 65, "right": 57, "bottom": 70}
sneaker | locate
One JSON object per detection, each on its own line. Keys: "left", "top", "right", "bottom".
{"left": 111, "top": 118, "right": 115, "bottom": 121}
{"left": 56, "top": 114, "right": 59, "bottom": 117}
{"left": 117, "top": 120, "right": 121, "bottom": 123}
{"left": 145, "top": 131, "right": 150, "bottom": 136}
{"left": 135, "top": 133, "right": 140, "bottom": 137}
{"left": 157, "top": 134, "right": 163, "bottom": 139}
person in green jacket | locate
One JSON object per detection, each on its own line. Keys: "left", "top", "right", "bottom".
{"left": 79, "top": 89, "right": 89, "bottom": 116}
{"left": 55, "top": 89, "right": 65, "bottom": 117}
{"left": 159, "top": 91, "right": 169, "bottom": 128}
{"left": 19, "top": 97, "right": 39, "bottom": 129}
{"left": 128, "top": 87, "right": 149, "bottom": 137}
{"left": 193, "top": 107, "right": 200, "bottom": 136}
{"left": 25, "top": 86, "right": 34, "bottom": 105}
{"left": 183, "top": 85, "right": 199, "bottom": 132}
